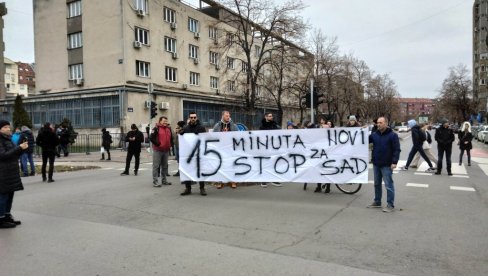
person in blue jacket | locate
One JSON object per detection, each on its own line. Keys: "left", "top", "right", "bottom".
{"left": 368, "top": 117, "right": 401, "bottom": 213}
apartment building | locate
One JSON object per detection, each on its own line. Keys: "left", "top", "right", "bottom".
{"left": 4, "top": 57, "right": 30, "bottom": 98}
{"left": 473, "top": 0, "right": 488, "bottom": 121}
{"left": 397, "top": 98, "right": 435, "bottom": 122}
{"left": 16, "top": 61, "right": 36, "bottom": 96}
{"left": 0, "top": 0, "right": 308, "bottom": 131}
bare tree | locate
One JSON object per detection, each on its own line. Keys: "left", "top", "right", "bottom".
{"left": 207, "top": 0, "right": 307, "bottom": 127}
{"left": 364, "top": 73, "right": 400, "bottom": 123}
{"left": 436, "top": 64, "right": 477, "bottom": 123}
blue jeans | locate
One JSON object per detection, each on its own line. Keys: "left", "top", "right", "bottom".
{"left": 373, "top": 165, "right": 395, "bottom": 207}
{"left": 21, "top": 152, "right": 35, "bottom": 176}
{"left": 0, "top": 192, "right": 14, "bottom": 217}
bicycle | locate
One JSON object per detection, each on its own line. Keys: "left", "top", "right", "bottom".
{"left": 303, "top": 182, "right": 362, "bottom": 194}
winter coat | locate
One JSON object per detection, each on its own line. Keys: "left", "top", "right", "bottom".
{"left": 0, "top": 133, "right": 24, "bottom": 193}
{"left": 410, "top": 125, "right": 426, "bottom": 146}
{"left": 369, "top": 127, "right": 401, "bottom": 167}
{"left": 181, "top": 120, "right": 206, "bottom": 135}
{"left": 435, "top": 126, "right": 454, "bottom": 147}
{"left": 36, "top": 127, "right": 60, "bottom": 153}
{"left": 458, "top": 131, "right": 473, "bottom": 150}
{"left": 125, "top": 130, "right": 144, "bottom": 153}
{"left": 212, "top": 120, "right": 238, "bottom": 132}
{"left": 21, "top": 129, "right": 35, "bottom": 154}
{"left": 102, "top": 131, "right": 112, "bottom": 149}
{"left": 150, "top": 124, "right": 173, "bottom": 152}
{"left": 259, "top": 119, "right": 280, "bottom": 130}
{"left": 59, "top": 129, "right": 71, "bottom": 145}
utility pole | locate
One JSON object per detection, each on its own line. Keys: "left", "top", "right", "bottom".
{"left": 148, "top": 82, "right": 154, "bottom": 153}
{"left": 310, "top": 78, "right": 314, "bottom": 124}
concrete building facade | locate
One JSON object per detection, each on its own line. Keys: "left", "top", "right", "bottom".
{"left": 473, "top": 0, "right": 488, "bottom": 121}
{"left": 0, "top": 0, "right": 308, "bottom": 132}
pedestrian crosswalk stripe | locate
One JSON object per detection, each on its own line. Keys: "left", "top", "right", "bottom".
{"left": 450, "top": 175, "right": 469, "bottom": 178}
{"left": 406, "top": 183, "right": 429, "bottom": 188}
{"left": 472, "top": 157, "right": 488, "bottom": 164}
{"left": 450, "top": 186, "right": 476, "bottom": 192}
{"left": 414, "top": 172, "right": 433, "bottom": 176}
{"left": 101, "top": 168, "right": 113, "bottom": 170}
{"left": 479, "top": 164, "right": 488, "bottom": 176}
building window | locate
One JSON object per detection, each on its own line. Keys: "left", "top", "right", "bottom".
{"left": 209, "top": 51, "right": 219, "bottom": 65}
{"left": 242, "top": 61, "right": 249, "bottom": 73}
{"left": 482, "top": 66, "right": 486, "bottom": 72}
{"left": 68, "top": 1, "right": 82, "bottom": 18}
{"left": 69, "top": 64, "right": 83, "bottom": 80}
{"left": 227, "top": 57, "right": 235, "bottom": 69}
{"left": 165, "top": 66, "right": 177, "bottom": 82}
{"left": 163, "top": 7, "right": 176, "bottom": 23}
{"left": 134, "top": 0, "right": 148, "bottom": 13}
{"left": 227, "top": 80, "right": 235, "bottom": 92}
{"left": 210, "top": 76, "right": 219, "bottom": 89}
{"left": 254, "top": 45, "right": 261, "bottom": 58}
{"left": 189, "top": 44, "right": 199, "bottom": 59}
{"left": 190, "top": 72, "right": 200, "bottom": 86}
{"left": 136, "top": 60, "right": 150, "bottom": 77}
{"left": 68, "top": 32, "right": 83, "bottom": 49}
{"left": 209, "top": 27, "right": 217, "bottom": 40}
{"left": 480, "top": 79, "right": 486, "bottom": 85}
{"left": 188, "top": 17, "right": 199, "bottom": 33}
{"left": 226, "top": 33, "right": 234, "bottom": 45}
{"left": 164, "top": 36, "right": 176, "bottom": 53}
{"left": 135, "top": 27, "right": 149, "bottom": 45}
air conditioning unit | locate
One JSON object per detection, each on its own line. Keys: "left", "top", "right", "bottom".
{"left": 172, "top": 52, "right": 178, "bottom": 59}
{"left": 75, "top": 78, "right": 84, "bottom": 86}
{"left": 136, "top": 9, "right": 145, "bottom": 16}
{"left": 194, "top": 32, "right": 200, "bottom": 39}
{"left": 170, "top": 22, "right": 177, "bottom": 30}
{"left": 133, "top": 41, "right": 142, "bottom": 48}
{"left": 215, "top": 64, "right": 220, "bottom": 70}
{"left": 193, "top": 58, "right": 199, "bottom": 64}
{"left": 144, "top": 100, "right": 151, "bottom": 109}
{"left": 182, "top": 84, "right": 188, "bottom": 89}
{"left": 159, "top": 102, "right": 170, "bottom": 109}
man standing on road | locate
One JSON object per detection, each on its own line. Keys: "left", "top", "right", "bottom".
{"left": 180, "top": 112, "right": 207, "bottom": 196}
{"left": 401, "top": 120, "right": 436, "bottom": 173}
{"left": 259, "top": 112, "right": 282, "bottom": 188}
{"left": 121, "top": 124, "right": 144, "bottom": 176}
{"left": 435, "top": 119, "right": 455, "bottom": 176}
{"left": 150, "top": 116, "right": 174, "bottom": 187}
{"left": 368, "top": 117, "right": 401, "bottom": 213}
{"left": 212, "top": 110, "right": 239, "bottom": 189}
{"left": 36, "top": 123, "right": 59, "bottom": 183}
{"left": 0, "top": 120, "right": 28, "bottom": 228}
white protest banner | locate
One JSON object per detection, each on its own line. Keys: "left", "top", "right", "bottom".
{"left": 179, "top": 128, "right": 368, "bottom": 184}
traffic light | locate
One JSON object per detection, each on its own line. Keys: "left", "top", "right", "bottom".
{"left": 301, "top": 87, "right": 324, "bottom": 108}
{"left": 150, "top": 101, "right": 158, "bottom": 119}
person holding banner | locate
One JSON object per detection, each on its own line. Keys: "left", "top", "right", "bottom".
{"left": 259, "top": 112, "right": 282, "bottom": 188}
{"left": 368, "top": 117, "right": 401, "bottom": 213}
{"left": 212, "top": 111, "right": 239, "bottom": 189}
{"left": 180, "top": 112, "right": 208, "bottom": 196}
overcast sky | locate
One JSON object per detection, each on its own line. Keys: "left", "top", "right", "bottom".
{"left": 2, "top": 0, "right": 473, "bottom": 98}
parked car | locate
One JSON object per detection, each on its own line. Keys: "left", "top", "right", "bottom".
{"left": 473, "top": 125, "right": 485, "bottom": 140}
{"left": 450, "top": 124, "right": 460, "bottom": 134}
{"left": 398, "top": 126, "right": 409, "bottom": 132}
{"left": 477, "top": 125, "right": 488, "bottom": 142}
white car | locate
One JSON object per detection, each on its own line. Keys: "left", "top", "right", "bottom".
{"left": 398, "top": 126, "right": 409, "bottom": 132}
{"left": 477, "top": 126, "right": 488, "bottom": 142}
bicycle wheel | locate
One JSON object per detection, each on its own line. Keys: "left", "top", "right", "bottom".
{"left": 335, "top": 183, "right": 362, "bottom": 194}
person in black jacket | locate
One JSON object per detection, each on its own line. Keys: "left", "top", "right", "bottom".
{"left": 435, "top": 119, "right": 455, "bottom": 175}
{"left": 0, "top": 120, "right": 28, "bottom": 228}
{"left": 259, "top": 112, "right": 282, "bottom": 188}
{"left": 100, "top": 128, "right": 112, "bottom": 161}
{"left": 180, "top": 112, "right": 207, "bottom": 196}
{"left": 121, "top": 124, "right": 144, "bottom": 176}
{"left": 20, "top": 126, "right": 36, "bottom": 177}
{"left": 458, "top": 121, "right": 473, "bottom": 166}
{"left": 36, "top": 123, "right": 60, "bottom": 182}
{"left": 401, "top": 119, "right": 436, "bottom": 172}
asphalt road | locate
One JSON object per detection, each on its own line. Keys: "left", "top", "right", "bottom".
{"left": 1, "top": 130, "right": 487, "bottom": 276}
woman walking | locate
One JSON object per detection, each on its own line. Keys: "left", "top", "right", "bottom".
{"left": 458, "top": 121, "right": 473, "bottom": 166}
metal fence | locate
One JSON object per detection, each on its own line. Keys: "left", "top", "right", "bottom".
{"left": 34, "top": 133, "right": 150, "bottom": 155}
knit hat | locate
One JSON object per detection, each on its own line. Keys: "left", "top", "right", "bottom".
{"left": 440, "top": 118, "right": 449, "bottom": 125}
{"left": 0, "top": 120, "right": 10, "bottom": 129}
{"left": 407, "top": 119, "right": 417, "bottom": 129}
{"left": 348, "top": 115, "right": 357, "bottom": 121}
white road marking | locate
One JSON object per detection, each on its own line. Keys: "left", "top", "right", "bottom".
{"left": 406, "top": 183, "right": 429, "bottom": 188}
{"left": 450, "top": 186, "right": 476, "bottom": 192}
{"left": 414, "top": 172, "right": 433, "bottom": 176}
{"left": 479, "top": 164, "right": 488, "bottom": 176}
{"left": 101, "top": 168, "right": 114, "bottom": 170}
{"left": 450, "top": 175, "right": 469, "bottom": 178}
{"left": 471, "top": 157, "right": 488, "bottom": 164}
